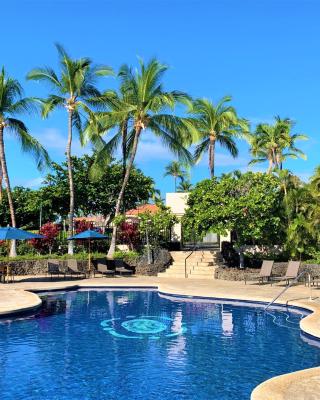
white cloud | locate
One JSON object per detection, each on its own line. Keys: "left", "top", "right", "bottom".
{"left": 24, "top": 177, "right": 44, "bottom": 188}
{"left": 34, "top": 128, "right": 92, "bottom": 157}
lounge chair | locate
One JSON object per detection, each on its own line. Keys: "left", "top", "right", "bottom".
{"left": 94, "top": 258, "right": 115, "bottom": 277}
{"left": 271, "top": 261, "right": 301, "bottom": 286}
{"left": 67, "top": 259, "right": 86, "bottom": 279}
{"left": 115, "top": 259, "right": 133, "bottom": 276}
{"left": 48, "top": 259, "right": 65, "bottom": 280}
{"left": 244, "top": 260, "right": 274, "bottom": 285}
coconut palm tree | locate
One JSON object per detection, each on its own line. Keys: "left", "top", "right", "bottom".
{"left": 248, "top": 117, "right": 307, "bottom": 173}
{"left": 177, "top": 179, "right": 193, "bottom": 192}
{"left": 85, "top": 59, "right": 194, "bottom": 257}
{"left": 164, "top": 161, "right": 188, "bottom": 191}
{"left": 0, "top": 67, "right": 50, "bottom": 256}
{"left": 27, "top": 44, "right": 113, "bottom": 254}
{"left": 189, "top": 97, "right": 248, "bottom": 178}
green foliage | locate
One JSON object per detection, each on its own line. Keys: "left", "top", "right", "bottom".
{"left": 183, "top": 172, "right": 284, "bottom": 246}
{"left": 247, "top": 117, "right": 308, "bottom": 172}
{"left": 0, "top": 186, "right": 41, "bottom": 228}
{"left": 0, "top": 68, "right": 50, "bottom": 171}
{"left": 113, "top": 250, "right": 139, "bottom": 262}
{"left": 139, "top": 208, "right": 178, "bottom": 247}
{"left": 0, "top": 155, "right": 155, "bottom": 227}
{"left": 189, "top": 96, "right": 248, "bottom": 177}
{"left": 164, "top": 161, "right": 189, "bottom": 191}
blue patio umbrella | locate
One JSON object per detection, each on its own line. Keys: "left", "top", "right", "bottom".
{"left": 68, "top": 230, "right": 108, "bottom": 276}
{"left": 0, "top": 227, "right": 44, "bottom": 282}
{"left": 0, "top": 227, "right": 44, "bottom": 240}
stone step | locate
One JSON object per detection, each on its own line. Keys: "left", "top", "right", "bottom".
{"left": 172, "top": 261, "right": 212, "bottom": 267}
{"left": 157, "top": 272, "right": 186, "bottom": 278}
{"left": 190, "top": 270, "right": 216, "bottom": 276}
{"left": 187, "top": 274, "right": 215, "bottom": 280}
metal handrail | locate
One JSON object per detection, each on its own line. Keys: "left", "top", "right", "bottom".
{"left": 184, "top": 245, "right": 198, "bottom": 278}
{"left": 264, "top": 270, "right": 312, "bottom": 312}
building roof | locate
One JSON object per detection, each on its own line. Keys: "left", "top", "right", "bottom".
{"left": 125, "top": 204, "right": 159, "bottom": 216}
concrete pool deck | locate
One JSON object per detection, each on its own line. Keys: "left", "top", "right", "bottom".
{"left": 1, "top": 276, "right": 320, "bottom": 399}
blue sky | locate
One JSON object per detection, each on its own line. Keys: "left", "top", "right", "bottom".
{"left": 3, "top": 0, "right": 320, "bottom": 193}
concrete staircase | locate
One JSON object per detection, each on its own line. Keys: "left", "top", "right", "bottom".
{"left": 158, "top": 250, "right": 223, "bottom": 279}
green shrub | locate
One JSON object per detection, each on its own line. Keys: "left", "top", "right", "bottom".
{"left": 113, "top": 250, "right": 139, "bottom": 262}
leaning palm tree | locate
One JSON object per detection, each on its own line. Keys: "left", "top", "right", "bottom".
{"left": 248, "top": 117, "right": 307, "bottom": 173}
{"left": 27, "top": 44, "right": 113, "bottom": 254}
{"left": 164, "top": 161, "right": 188, "bottom": 191}
{"left": 0, "top": 67, "right": 50, "bottom": 256}
{"left": 85, "top": 59, "right": 194, "bottom": 257}
{"left": 189, "top": 97, "right": 248, "bottom": 178}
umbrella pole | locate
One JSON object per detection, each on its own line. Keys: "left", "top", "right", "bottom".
{"left": 88, "top": 240, "right": 91, "bottom": 278}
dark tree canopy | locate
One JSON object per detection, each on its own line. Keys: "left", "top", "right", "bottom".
{"left": 183, "top": 172, "right": 284, "bottom": 245}
{"left": 0, "top": 155, "right": 155, "bottom": 228}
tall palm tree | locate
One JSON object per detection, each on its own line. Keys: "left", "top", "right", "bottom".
{"left": 0, "top": 67, "right": 50, "bottom": 256}
{"left": 248, "top": 117, "right": 307, "bottom": 173}
{"left": 164, "top": 161, "right": 188, "bottom": 191}
{"left": 85, "top": 59, "right": 194, "bottom": 257}
{"left": 27, "top": 44, "right": 113, "bottom": 254}
{"left": 189, "top": 97, "right": 248, "bottom": 178}
{"left": 177, "top": 179, "right": 193, "bottom": 192}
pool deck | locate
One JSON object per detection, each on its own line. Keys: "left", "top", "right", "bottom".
{"left": 1, "top": 275, "right": 320, "bottom": 399}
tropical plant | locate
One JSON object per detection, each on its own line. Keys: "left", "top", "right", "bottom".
{"left": 182, "top": 172, "right": 284, "bottom": 267}
{"left": 164, "top": 161, "right": 188, "bottom": 191}
{"left": 177, "top": 179, "right": 193, "bottom": 192}
{"left": 31, "top": 222, "right": 60, "bottom": 255}
{"left": 85, "top": 58, "right": 194, "bottom": 257}
{"left": 248, "top": 117, "right": 307, "bottom": 173}
{"left": 189, "top": 96, "right": 248, "bottom": 178}
{"left": 0, "top": 68, "right": 50, "bottom": 256}
{"left": 27, "top": 44, "right": 113, "bottom": 254}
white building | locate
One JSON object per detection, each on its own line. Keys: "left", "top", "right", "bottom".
{"left": 165, "top": 192, "right": 230, "bottom": 248}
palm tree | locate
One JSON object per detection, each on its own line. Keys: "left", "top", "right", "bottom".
{"left": 177, "top": 180, "right": 193, "bottom": 192}
{"left": 85, "top": 59, "right": 193, "bottom": 257}
{"left": 164, "top": 161, "right": 188, "bottom": 191}
{"left": 248, "top": 117, "right": 307, "bottom": 173}
{"left": 0, "top": 67, "right": 50, "bottom": 256}
{"left": 27, "top": 44, "right": 113, "bottom": 254}
{"left": 189, "top": 97, "right": 248, "bottom": 178}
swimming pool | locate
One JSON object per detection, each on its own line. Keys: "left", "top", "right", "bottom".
{"left": 0, "top": 289, "right": 319, "bottom": 399}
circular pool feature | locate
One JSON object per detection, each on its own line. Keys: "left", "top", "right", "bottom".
{"left": 0, "top": 290, "right": 320, "bottom": 400}
{"left": 100, "top": 315, "right": 186, "bottom": 339}
{"left": 122, "top": 318, "right": 167, "bottom": 333}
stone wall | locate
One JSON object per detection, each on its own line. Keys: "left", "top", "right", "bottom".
{"left": 127, "top": 248, "right": 172, "bottom": 276}
{"left": 215, "top": 263, "right": 320, "bottom": 281}
{"left": 0, "top": 260, "right": 88, "bottom": 275}
{"left": 0, "top": 248, "right": 172, "bottom": 277}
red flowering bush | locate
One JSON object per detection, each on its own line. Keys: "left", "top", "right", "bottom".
{"left": 75, "top": 219, "right": 94, "bottom": 234}
{"left": 31, "top": 222, "right": 60, "bottom": 254}
{"left": 118, "top": 221, "right": 140, "bottom": 250}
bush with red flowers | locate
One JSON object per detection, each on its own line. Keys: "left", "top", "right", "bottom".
{"left": 31, "top": 222, "right": 60, "bottom": 254}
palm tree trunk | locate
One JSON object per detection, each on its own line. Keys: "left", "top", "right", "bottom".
{"left": 209, "top": 138, "right": 215, "bottom": 178}
{"left": 0, "top": 126, "right": 17, "bottom": 257}
{"left": 0, "top": 167, "right": 3, "bottom": 202}
{"left": 267, "top": 158, "right": 273, "bottom": 174}
{"left": 121, "top": 120, "right": 128, "bottom": 213}
{"left": 66, "top": 110, "right": 75, "bottom": 255}
{"left": 174, "top": 176, "right": 177, "bottom": 192}
{"left": 107, "top": 126, "right": 142, "bottom": 258}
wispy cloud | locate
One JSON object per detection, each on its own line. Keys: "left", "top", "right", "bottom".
{"left": 34, "top": 128, "right": 92, "bottom": 157}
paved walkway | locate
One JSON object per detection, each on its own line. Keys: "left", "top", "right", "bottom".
{"left": 1, "top": 276, "right": 320, "bottom": 400}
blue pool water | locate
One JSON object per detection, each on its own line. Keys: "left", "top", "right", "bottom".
{"left": 0, "top": 290, "right": 320, "bottom": 400}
